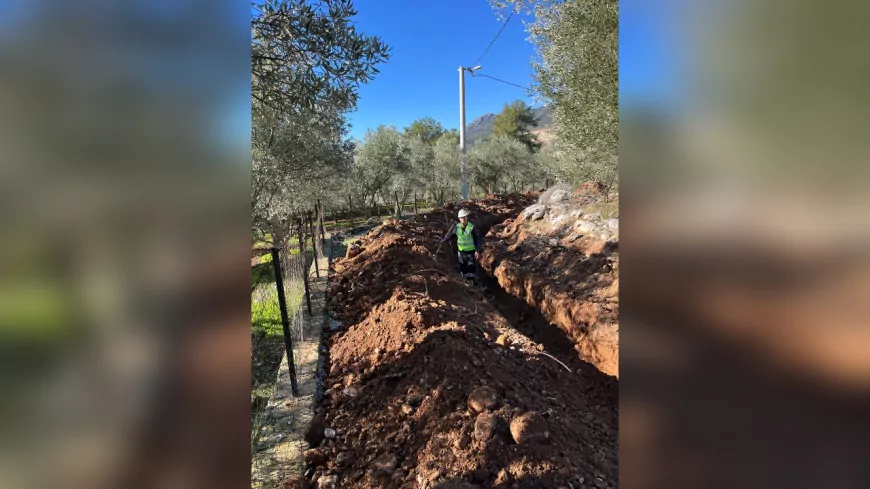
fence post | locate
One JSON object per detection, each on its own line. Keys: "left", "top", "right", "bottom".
{"left": 414, "top": 192, "right": 418, "bottom": 215}
{"left": 297, "top": 220, "right": 313, "bottom": 315}
{"left": 270, "top": 247, "right": 299, "bottom": 397}
{"left": 317, "top": 199, "right": 326, "bottom": 244}
{"left": 308, "top": 211, "right": 320, "bottom": 278}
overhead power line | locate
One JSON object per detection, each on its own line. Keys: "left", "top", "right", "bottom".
{"left": 471, "top": 11, "right": 514, "bottom": 67}
{"left": 472, "top": 73, "right": 531, "bottom": 91}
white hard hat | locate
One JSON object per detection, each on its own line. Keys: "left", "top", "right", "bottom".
{"left": 458, "top": 209, "right": 469, "bottom": 218}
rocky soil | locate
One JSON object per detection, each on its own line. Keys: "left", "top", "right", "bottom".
{"left": 298, "top": 195, "right": 618, "bottom": 489}
{"left": 479, "top": 185, "right": 619, "bottom": 377}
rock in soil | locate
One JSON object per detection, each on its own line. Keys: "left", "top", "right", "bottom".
{"left": 319, "top": 195, "right": 617, "bottom": 488}
{"left": 316, "top": 474, "right": 338, "bottom": 489}
{"left": 510, "top": 412, "right": 550, "bottom": 444}
{"left": 474, "top": 412, "right": 499, "bottom": 441}
{"left": 406, "top": 393, "right": 423, "bottom": 406}
{"left": 303, "top": 448, "right": 329, "bottom": 466}
{"left": 495, "top": 334, "right": 510, "bottom": 346}
{"left": 282, "top": 474, "right": 310, "bottom": 489}
{"left": 467, "top": 386, "right": 499, "bottom": 412}
{"left": 370, "top": 453, "right": 398, "bottom": 476}
{"left": 454, "top": 431, "right": 471, "bottom": 449}
{"left": 336, "top": 450, "right": 357, "bottom": 467}
{"left": 304, "top": 414, "right": 327, "bottom": 447}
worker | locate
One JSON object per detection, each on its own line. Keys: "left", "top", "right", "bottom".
{"left": 441, "top": 208, "right": 481, "bottom": 278}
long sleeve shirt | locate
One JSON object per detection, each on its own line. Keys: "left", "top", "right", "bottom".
{"left": 441, "top": 222, "right": 481, "bottom": 252}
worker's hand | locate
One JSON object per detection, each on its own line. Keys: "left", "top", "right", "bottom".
{"left": 474, "top": 251, "right": 479, "bottom": 260}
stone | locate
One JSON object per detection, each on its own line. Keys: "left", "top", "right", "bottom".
{"left": 474, "top": 412, "right": 498, "bottom": 441}
{"left": 401, "top": 404, "right": 415, "bottom": 415}
{"left": 509, "top": 412, "right": 550, "bottom": 444}
{"left": 523, "top": 204, "right": 547, "bottom": 221}
{"left": 282, "top": 474, "right": 310, "bottom": 489}
{"left": 605, "top": 218, "right": 618, "bottom": 232}
{"left": 455, "top": 432, "right": 471, "bottom": 449}
{"left": 345, "top": 244, "right": 361, "bottom": 259}
{"left": 548, "top": 238, "right": 558, "bottom": 246}
{"left": 574, "top": 220, "right": 596, "bottom": 234}
{"left": 549, "top": 188, "right": 571, "bottom": 203}
{"left": 495, "top": 334, "right": 510, "bottom": 347}
{"left": 304, "top": 414, "right": 327, "bottom": 447}
{"left": 324, "top": 428, "right": 336, "bottom": 439}
{"left": 467, "top": 386, "right": 499, "bottom": 412}
{"left": 303, "top": 448, "right": 329, "bottom": 466}
{"left": 342, "top": 386, "right": 359, "bottom": 398}
{"left": 371, "top": 453, "right": 399, "bottom": 476}
{"left": 336, "top": 450, "right": 357, "bottom": 467}
{"left": 316, "top": 474, "right": 338, "bottom": 489}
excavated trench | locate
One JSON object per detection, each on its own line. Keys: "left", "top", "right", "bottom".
{"left": 480, "top": 214, "right": 620, "bottom": 379}
{"left": 302, "top": 195, "right": 618, "bottom": 489}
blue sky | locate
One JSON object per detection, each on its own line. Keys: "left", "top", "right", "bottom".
{"left": 346, "top": 0, "right": 539, "bottom": 140}
{"left": 619, "top": 0, "right": 682, "bottom": 111}
{"left": 244, "top": 0, "right": 679, "bottom": 143}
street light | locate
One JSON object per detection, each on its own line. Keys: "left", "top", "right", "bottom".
{"left": 458, "top": 65, "right": 481, "bottom": 201}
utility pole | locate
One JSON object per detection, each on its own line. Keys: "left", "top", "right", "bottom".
{"left": 458, "top": 65, "right": 481, "bottom": 202}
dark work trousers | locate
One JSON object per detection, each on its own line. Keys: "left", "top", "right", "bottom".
{"left": 458, "top": 250, "right": 476, "bottom": 277}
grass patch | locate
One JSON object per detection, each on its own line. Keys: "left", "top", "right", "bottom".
{"left": 584, "top": 198, "right": 619, "bottom": 219}
{"left": 250, "top": 271, "right": 307, "bottom": 422}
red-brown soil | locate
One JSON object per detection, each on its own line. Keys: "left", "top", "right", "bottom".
{"left": 309, "top": 195, "right": 618, "bottom": 489}
{"left": 480, "top": 212, "right": 619, "bottom": 378}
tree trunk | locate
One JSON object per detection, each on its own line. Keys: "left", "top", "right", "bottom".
{"left": 413, "top": 192, "right": 418, "bottom": 214}
{"left": 348, "top": 194, "right": 354, "bottom": 229}
{"left": 394, "top": 191, "right": 401, "bottom": 217}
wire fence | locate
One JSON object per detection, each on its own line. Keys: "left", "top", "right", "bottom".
{"left": 251, "top": 205, "right": 334, "bottom": 488}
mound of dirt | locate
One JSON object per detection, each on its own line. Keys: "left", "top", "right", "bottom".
{"left": 311, "top": 195, "right": 618, "bottom": 488}
{"left": 480, "top": 198, "right": 619, "bottom": 378}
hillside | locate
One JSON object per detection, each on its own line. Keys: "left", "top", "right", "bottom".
{"left": 466, "top": 105, "right": 552, "bottom": 144}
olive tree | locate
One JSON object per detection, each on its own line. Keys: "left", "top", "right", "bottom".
{"left": 469, "top": 136, "right": 532, "bottom": 195}
{"left": 490, "top": 0, "right": 617, "bottom": 190}
{"left": 251, "top": 0, "right": 390, "bottom": 246}
{"left": 354, "top": 126, "right": 410, "bottom": 216}
{"left": 431, "top": 131, "right": 461, "bottom": 205}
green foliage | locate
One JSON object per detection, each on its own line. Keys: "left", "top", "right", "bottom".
{"left": 431, "top": 131, "right": 461, "bottom": 203}
{"left": 490, "top": 0, "right": 618, "bottom": 188}
{"left": 353, "top": 126, "right": 411, "bottom": 210}
{"left": 404, "top": 117, "right": 445, "bottom": 145}
{"left": 469, "top": 136, "right": 535, "bottom": 193}
{"left": 251, "top": 0, "right": 389, "bottom": 117}
{"left": 491, "top": 100, "right": 542, "bottom": 152}
{"left": 251, "top": 0, "right": 390, "bottom": 240}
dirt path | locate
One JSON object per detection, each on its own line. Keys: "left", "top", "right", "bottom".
{"left": 304, "top": 195, "right": 618, "bottom": 489}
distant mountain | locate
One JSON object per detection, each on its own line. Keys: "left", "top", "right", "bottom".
{"left": 466, "top": 105, "right": 552, "bottom": 144}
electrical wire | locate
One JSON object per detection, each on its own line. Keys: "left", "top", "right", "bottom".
{"left": 471, "top": 73, "right": 530, "bottom": 91}
{"left": 471, "top": 10, "right": 514, "bottom": 67}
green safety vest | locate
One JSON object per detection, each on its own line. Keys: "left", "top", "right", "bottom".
{"left": 457, "top": 223, "right": 475, "bottom": 252}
